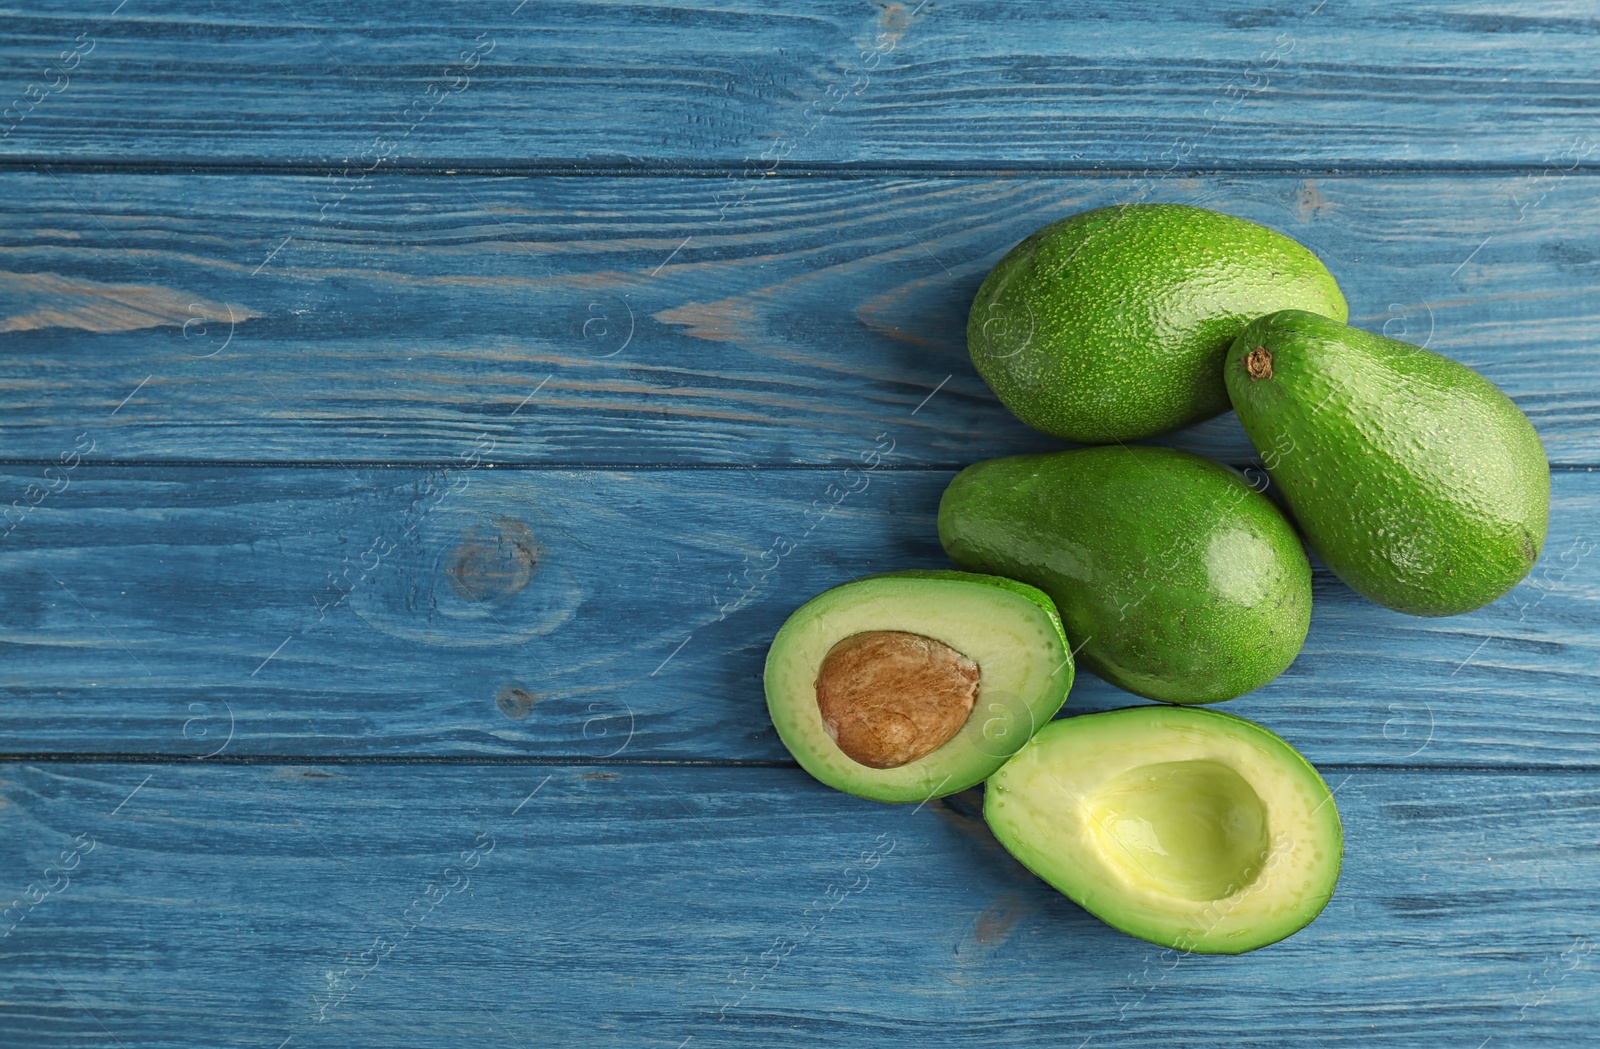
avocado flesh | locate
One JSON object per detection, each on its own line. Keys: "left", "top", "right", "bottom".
{"left": 968, "top": 203, "right": 1347, "bottom": 444}
{"left": 938, "top": 446, "right": 1311, "bottom": 704}
{"left": 985, "top": 706, "right": 1342, "bottom": 954}
{"left": 765, "top": 571, "right": 1074, "bottom": 803}
{"left": 1225, "top": 310, "right": 1550, "bottom": 616}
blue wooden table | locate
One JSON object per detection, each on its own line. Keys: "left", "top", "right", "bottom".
{"left": 2, "top": 3, "right": 1597, "bottom": 1045}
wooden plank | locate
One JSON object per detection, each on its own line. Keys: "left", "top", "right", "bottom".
{"left": 2, "top": 1, "right": 1598, "bottom": 168}
{"left": 1, "top": 464, "right": 1596, "bottom": 766}
{"left": 1, "top": 761, "right": 1595, "bottom": 1046}
{"left": 1, "top": 172, "right": 1597, "bottom": 465}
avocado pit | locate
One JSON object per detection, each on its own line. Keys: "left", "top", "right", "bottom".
{"left": 814, "top": 630, "right": 981, "bottom": 769}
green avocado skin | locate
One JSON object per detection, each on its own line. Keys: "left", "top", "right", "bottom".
{"left": 967, "top": 204, "right": 1347, "bottom": 444}
{"left": 937, "top": 446, "right": 1311, "bottom": 704}
{"left": 1225, "top": 310, "right": 1551, "bottom": 617}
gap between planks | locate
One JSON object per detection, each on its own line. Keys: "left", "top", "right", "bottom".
{"left": 7, "top": 158, "right": 1600, "bottom": 179}
{"left": 0, "top": 461, "right": 1596, "bottom": 472}
{"left": 0, "top": 753, "right": 803, "bottom": 767}
{"left": 0, "top": 753, "right": 1592, "bottom": 775}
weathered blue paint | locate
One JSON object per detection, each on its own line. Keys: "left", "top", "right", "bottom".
{"left": 2, "top": 1, "right": 1597, "bottom": 1044}
{"left": 0, "top": 173, "right": 1593, "bottom": 464}
{"left": 0, "top": 465, "right": 1595, "bottom": 768}
{"left": 2, "top": 763, "right": 1597, "bottom": 1046}
{"left": 0, "top": 2, "right": 1598, "bottom": 168}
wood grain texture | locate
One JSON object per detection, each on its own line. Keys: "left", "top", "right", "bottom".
{"left": 2, "top": 172, "right": 1597, "bottom": 465}
{"left": 1, "top": 761, "right": 1595, "bottom": 1047}
{"left": 2, "top": 1, "right": 1599, "bottom": 169}
{"left": 3, "top": 0, "right": 1597, "bottom": 1042}
{"left": 1, "top": 464, "right": 1595, "bottom": 766}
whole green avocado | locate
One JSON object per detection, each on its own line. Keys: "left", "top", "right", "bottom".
{"left": 968, "top": 204, "right": 1347, "bottom": 443}
{"left": 1225, "top": 310, "right": 1550, "bottom": 617}
{"left": 937, "top": 446, "right": 1311, "bottom": 704}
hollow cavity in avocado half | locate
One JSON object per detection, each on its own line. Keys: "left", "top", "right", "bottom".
{"left": 985, "top": 705, "right": 1342, "bottom": 954}
{"left": 764, "top": 570, "right": 1075, "bottom": 804}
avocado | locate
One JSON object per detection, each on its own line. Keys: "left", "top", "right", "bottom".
{"left": 1225, "top": 310, "right": 1551, "bottom": 617}
{"left": 968, "top": 203, "right": 1347, "bottom": 443}
{"left": 764, "top": 570, "right": 1075, "bottom": 803}
{"left": 938, "top": 446, "right": 1310, "bottom": 704}
{"left": 985, "top": 705, "right": 1342, "bottom": 954}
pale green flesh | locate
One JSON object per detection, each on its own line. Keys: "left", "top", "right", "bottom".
{"left": 985, "top": 707, "right": 1342, "bottom": 953}
{"left": 1087, "top": 760, "right": 1269, "bottom": 902}
{"left": 765, "top": 575, "right": 1073, "bottom": 803}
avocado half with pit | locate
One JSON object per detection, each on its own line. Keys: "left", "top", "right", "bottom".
{"left": 986, "top": 706, "right": 1342, "bottom": 953}
{"left": 765, "top": 571, "right": 1075, "bottom": 803}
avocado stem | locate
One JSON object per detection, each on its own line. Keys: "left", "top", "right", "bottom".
{"left": 1245, "top": 347, "right": 1274, "bottom": 381}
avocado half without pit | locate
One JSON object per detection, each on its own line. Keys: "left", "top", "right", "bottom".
{"left": 986, "top": 706, "right": 1342, "bottom": 954}
{"left": 765, "top": 571, "right": 1075, "bottom": 803}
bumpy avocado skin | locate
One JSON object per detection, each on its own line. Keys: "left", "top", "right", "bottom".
{"left": 967, "top": 203, "right": 1347, "bottom": 444}
{"left": 937, "top": 446, "right": 1311, "bottom": 704}
{"left": 1225, "top": 310, "right": 1551, "bottom": 617}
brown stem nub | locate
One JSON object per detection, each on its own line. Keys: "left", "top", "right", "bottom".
{"left": 1245, "top": 346, "right": 1274, "bottom": 381}
{"left": 815, "top": 631, "right": 980, "bottom": 769}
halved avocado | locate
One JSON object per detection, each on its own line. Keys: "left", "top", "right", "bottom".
{"left": 985, "top": 706, "right": 1341, "bottom": 953}
{"left": 765, "top": 570, "right": 1075, "bottom": 803}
